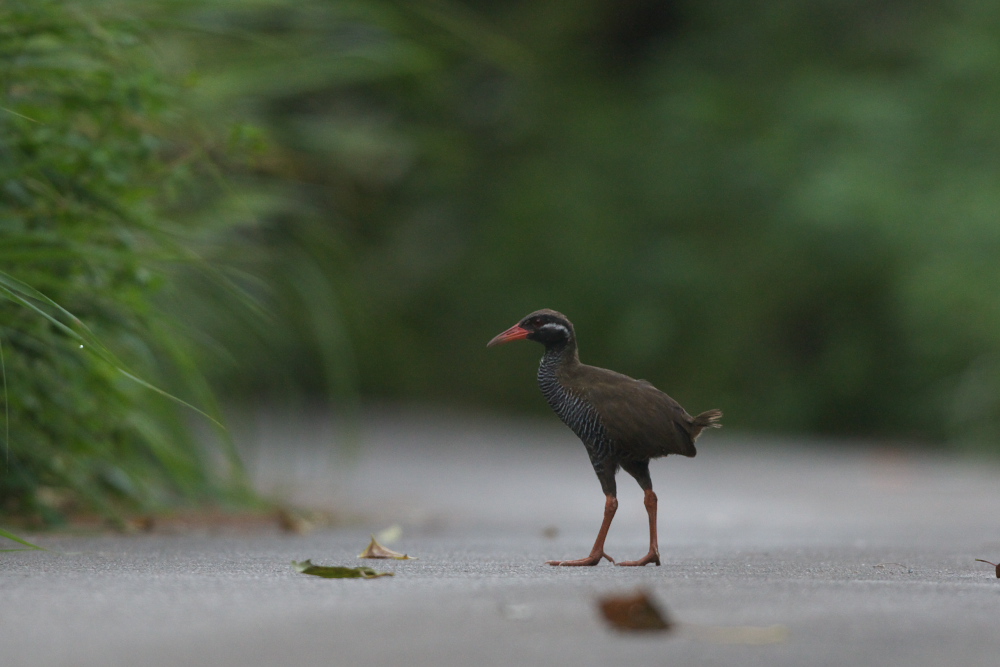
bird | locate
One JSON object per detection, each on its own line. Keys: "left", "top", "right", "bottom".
{"left": 488, "top": 309, "right": 721, "bottom": 567}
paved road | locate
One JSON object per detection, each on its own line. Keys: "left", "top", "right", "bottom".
{"left": 5, "top": 406, "right": 1000, "bottom": 666}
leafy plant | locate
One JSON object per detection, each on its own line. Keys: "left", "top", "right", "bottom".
{"left": 0, "top": 0, "right": 249, "bottom": 524}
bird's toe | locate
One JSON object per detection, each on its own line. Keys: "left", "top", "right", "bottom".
{"left": 616, "top": 552, "right": 660, "bottom": 567}
{"left": 545, "top": 551, "right": 614, "bottom": 566}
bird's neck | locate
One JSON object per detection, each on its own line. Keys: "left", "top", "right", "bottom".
{"left": 539, "top": 337, "right": 578, "bottom": 369}
{"left": 536, "top": 338, "right": 612, "bottom": 471}
{"left": 537, "top": 339, "right": 579, "bottom": 409}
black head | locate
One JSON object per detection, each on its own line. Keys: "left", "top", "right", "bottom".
{"left": 487, "top": 309, "right": 575, "bottom": 349}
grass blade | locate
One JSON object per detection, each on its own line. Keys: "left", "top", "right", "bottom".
{"left": 0, "top": 270, "right": 223, "bottom": 429}
{"left": 0, "top": 527, "right": 46, "bottom": 551}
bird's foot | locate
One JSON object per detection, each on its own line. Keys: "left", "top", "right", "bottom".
{"left": 546, "top": 551, "right": 615, "bottom": 566}
{"left": 616, "top": 551, "right": 660, "bottom": 567}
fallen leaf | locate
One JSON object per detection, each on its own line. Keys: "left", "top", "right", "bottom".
{"left": 292, "top": 560, "right": 393, "bottom": 579}
{"left": 359, "top": 534, "right": 417, "bottom": 560}
{"left": 598, "top": 590, "right": 672, "bottom": 632}
{"left": 975, "top": 558, "right": 1000, "bottom": 577}
{"left": 681, "top": 624, "right": 790, "bottom": 645}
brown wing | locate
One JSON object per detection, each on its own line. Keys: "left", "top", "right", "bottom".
{"left": 564, "top": 364, "right": 698, "bottom": 459}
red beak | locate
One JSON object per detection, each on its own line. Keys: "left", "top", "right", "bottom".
{"left": 487, "top": 323, "right": 530, "bottom": 347}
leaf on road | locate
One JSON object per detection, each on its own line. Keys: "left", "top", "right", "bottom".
{"left": 359, "top": 534, "right": 417, "bottom": 560}
{"left": 975, "top": 559, "right": 1000, "bottom": 577}
{"left": 598, "top": 590, "right": 672, "bottom": 632}
{"left": 292, "top": 560, "right": 393, "bottom": 579}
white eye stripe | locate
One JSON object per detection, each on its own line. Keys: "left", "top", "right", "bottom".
{"left": 539, "top": 323, "right": 569, "bottom": 336}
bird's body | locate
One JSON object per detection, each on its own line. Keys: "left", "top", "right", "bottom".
{"left": 489, "top": 308, "right": 721, "bottom": 566}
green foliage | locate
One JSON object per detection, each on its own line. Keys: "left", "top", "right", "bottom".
{"left": 0, "top": 0, "right": 247, "bottom": 524}
{"left": 139, "top": 0, "right": 507, "bottom": 405}
{"left": 151, "top": 0, "right": 1000, "bottom": 448}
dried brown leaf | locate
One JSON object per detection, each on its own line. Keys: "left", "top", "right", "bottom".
{"left": 598, "top": 590, "right": 672, "bottom": 632}
{"left": 359, "top": 534, "right": 417, "bottom": 560}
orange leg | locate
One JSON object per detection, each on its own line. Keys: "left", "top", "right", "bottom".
{"left": 547, "top": 494, "right": 617, "bottom": 566}
{"left": 617, "top": 489, "right": 660, "bottom": 567}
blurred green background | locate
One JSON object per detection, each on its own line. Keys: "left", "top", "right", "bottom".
{"left": 5, "top": 0, "right": 1000, "bottom": 522}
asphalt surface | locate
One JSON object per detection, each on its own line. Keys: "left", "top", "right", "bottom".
{"left": 5, "top": 406, "right": 1000, "bottom": 667}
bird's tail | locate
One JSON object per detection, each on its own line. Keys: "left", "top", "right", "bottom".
{"left": 691, "top": 409, "right": 722, "bottom": 439}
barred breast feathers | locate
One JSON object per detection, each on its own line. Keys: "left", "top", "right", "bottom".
{"left": 538, "top": 349, "right": 613, "bottom": 470}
